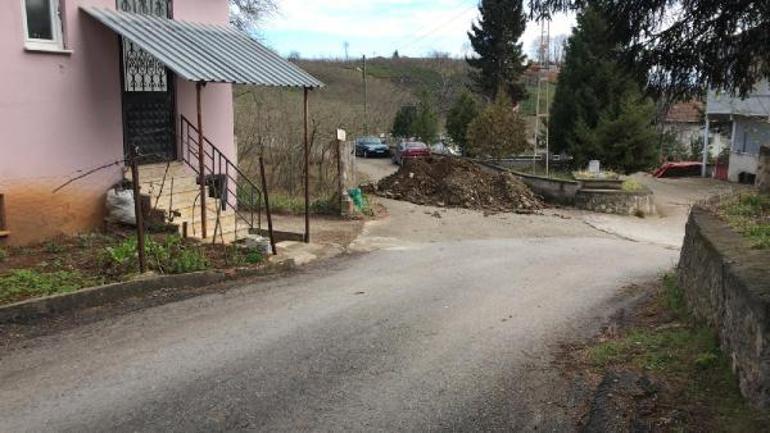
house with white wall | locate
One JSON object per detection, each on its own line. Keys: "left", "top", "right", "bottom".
{"left": 706, "top": 81, "right": 770, "bottom": 183}
{"left": 0, "top": 0, "right": 321, "bottom": 246}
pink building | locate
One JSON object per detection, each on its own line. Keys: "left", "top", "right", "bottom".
{"left": 0, "top": 0, "right": 320, "bottom": 246}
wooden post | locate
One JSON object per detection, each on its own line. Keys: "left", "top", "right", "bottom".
{"left": 129, "top": 147, "right": 147, "bottom": 273}
{"left": 337, "top": 138, "right": 345, "bottom": 214}
{"left": 758, "top": 145, "right": 770, "bottom": 194}
{"left": 303, "top": 87, "right": 310, "bottom": 243}
{"left": 362, "top": 55, "right": 368, "bottom": 135}
{"left": 196, "top": 82, "right": 207, "bottom": 239}
{"left": 259, "top": 156, "right": 277, "bottom": 255}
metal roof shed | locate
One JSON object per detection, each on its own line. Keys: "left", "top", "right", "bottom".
{"left": 82, "top": 7, "right": 323, "bottom": 242}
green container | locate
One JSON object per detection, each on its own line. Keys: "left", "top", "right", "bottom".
{"left": 348, "top": 187, "right": 364, "bottom": 210}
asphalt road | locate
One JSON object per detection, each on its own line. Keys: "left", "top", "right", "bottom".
{"left": 0, "top": 159, "right": 680, "bottom": 433}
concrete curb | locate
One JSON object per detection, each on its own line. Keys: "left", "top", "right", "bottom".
{"left": 0, "top": 259, "right": 295, "bottom": 324}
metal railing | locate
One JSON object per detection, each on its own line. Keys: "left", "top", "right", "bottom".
{"left": 180, "top": 115, "right": 262, "bottom": 235}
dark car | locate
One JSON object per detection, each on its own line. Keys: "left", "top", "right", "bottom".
{"left": 393, "top": 141, "right": 430, "bottom": 166}
{"left": 355, "top": 137, "right": 389, "bottom": 158}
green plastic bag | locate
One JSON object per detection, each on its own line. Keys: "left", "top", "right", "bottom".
{"left": 348, "top": 187, "right": 364, "bottom": 210}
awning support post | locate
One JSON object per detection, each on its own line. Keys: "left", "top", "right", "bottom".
{"left": 197, "top": 81, "right": 207, "bottom": 239}
{"left": 303, "top": 87, "right": 310, "bottom": 243}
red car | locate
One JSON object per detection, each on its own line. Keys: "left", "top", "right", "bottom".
{"left": 392, "top": 141, "right": 430, "bottom": 166}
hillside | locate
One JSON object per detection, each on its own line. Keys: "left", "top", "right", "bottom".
{"left": 236, "top": 57, "right": 552, "bottom": 141}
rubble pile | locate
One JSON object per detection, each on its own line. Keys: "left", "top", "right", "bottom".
{"left": 376, "top": 157, "right": 543, "bottom": 212}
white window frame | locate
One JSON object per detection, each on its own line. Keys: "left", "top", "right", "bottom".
{"left": 20, "top": 0, "right": 66, "bottom": 52}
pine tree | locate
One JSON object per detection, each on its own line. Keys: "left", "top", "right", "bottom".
{"left": 392, "top": 106, "right": 417, "bottom": 138}
{"left": 446, "top": 92, "right": 480, "bottom": 154}
{"left": 530, "top": 0, "right": 770, "bottom": 96}
{"left": 549, "top": 6, "right": 658, "bottom": 173}
{"left": 466, "top": 0, "right": 528, "bottom": 103}
{"left": 412, "top": 93, "right": 439, "bottom": 143}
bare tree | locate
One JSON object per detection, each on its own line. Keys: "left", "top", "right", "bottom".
{"left": 229, "top": 0, "right": 277, "bottom": 31}
{"left": 550, "top": 34, "right": 569, "bottom": 66}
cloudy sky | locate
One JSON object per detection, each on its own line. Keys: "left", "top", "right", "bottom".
{"left": 260, "top": 0, "right": 575, "bottom": 59}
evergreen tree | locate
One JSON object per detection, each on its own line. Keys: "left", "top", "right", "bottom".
{"left": 412, "top": 93, "right": 439, "bottom": 143}
{"left": 549, "top": 6, "right": 658, "bottom": 173}
{"left": 530, "top": 0, "right": 770, "bottom": 96}
{"left": 446, "top": 92, "right": 480, "bottom": 154}
{"left": 466, "top": 93, "right": 528, "bottom": 159}
{"left": 466, "top": 0, "right": 528, "bottom": 103}
{"left": 392, "top": 106, "right": 417, "bottom": 138}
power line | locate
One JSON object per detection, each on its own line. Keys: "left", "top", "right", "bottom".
{"left": 392, "top": 2, "right": 478, "bottom": 55}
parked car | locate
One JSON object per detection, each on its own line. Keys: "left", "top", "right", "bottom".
{"left": 355, "top": 136, "right": 390, "bottom": 158}
{"left": 393, "top": 141, "right": 430, "bottom": 166}
{"left": 431, "top": 141, "right": 461, "bottom": 156}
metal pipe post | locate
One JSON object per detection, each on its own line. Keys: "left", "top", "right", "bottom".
{"left": 303, "top": 87, "right": 310, "bottom": 243}
{"left": 196, "top": 82, "right": 207, "bottom": 238}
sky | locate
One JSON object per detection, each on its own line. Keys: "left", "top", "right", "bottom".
{"left": 260, "top": 0, "right": 576, "bottom": 59}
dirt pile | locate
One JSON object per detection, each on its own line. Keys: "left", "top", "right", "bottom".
{"left": 376, "top": 157, "right": 543, "bottom": 212}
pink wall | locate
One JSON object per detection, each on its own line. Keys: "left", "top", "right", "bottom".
{"left": 0, "top": 0, "right": 234, "bottom": 245}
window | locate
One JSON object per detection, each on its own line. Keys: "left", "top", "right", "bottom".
{"left": 21, "top": 0, "right": 64, "bottom": 51}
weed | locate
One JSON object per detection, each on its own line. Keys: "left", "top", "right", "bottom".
{"left": 44, "top": 240, "right": 65, "bottom": 254}
{"left": 244, "top": 249, "right": 263, "bottom": 264}
{"left": 622, "top": 179, "right": 644, "bottom": 192}
{"left": 167, "top": 247, "right": 209, "bottom": 274}
{"left": 104, "top": 235, "right": 209, "bottom": 275}
{"left": 0, "top": 269, "right": 97, "bottom": 304}
{"left": 719, "top": 193, "right": 770, "bottom": 249}
{"left": 0, "top": 247, "right": 6, "bottom": 262}
{"left": 662, "top": 273, "right": 687, "bottom": 318}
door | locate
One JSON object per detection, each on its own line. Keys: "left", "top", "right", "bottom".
{"left": 119, "top": 0, "right": 175, "bottom": 163}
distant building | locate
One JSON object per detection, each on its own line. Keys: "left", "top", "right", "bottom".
{"left": 706, "top": 81, "right": 770, "bottom": 183}
{"left": 663, "top": 101, "right": 703, "bottom": 147}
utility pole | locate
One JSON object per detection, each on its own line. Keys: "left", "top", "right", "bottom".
{"left": 533, "top": 18, "right": 552, "bottom": 176}
{"left": 362, "top": 54, "right": 368, "bottom": 135}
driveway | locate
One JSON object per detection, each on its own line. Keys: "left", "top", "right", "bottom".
{"left": 0, "top": 158, "right": 684, "bottom": 433}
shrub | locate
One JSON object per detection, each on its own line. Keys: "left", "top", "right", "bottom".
{"left": 466, "top": 93, "right": 528, "bottom": 159}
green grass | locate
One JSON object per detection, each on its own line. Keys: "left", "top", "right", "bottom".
{"left": 0, "top": 269, "right": 98, "bottom": 304}
{"left": 719, "top": 193, "right": 770, "bottom": 249}
{"left": 269, "top": 194, "right": 338, "bottom": 215}
{"left": 584, "top": 273, "right": 767, "bottom": 432}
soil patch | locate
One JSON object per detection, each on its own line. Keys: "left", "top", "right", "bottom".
{"left": 375, "top": 157, "right": 543, "bottom": 212}
{"left": 0, "top": 228, "right": 267, "bottom": 306}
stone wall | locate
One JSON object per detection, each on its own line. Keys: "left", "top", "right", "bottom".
{"left": 510, "top": 171, "right": 581, "bottom": 206}
{"left": 475, "top": 160, "right": 656, "bottom": 216}
{"left": 574, "top": 188, "right": 656, "bottom": 216}
{"left": 678, "top": 207, "right": 770, "bottom": 408}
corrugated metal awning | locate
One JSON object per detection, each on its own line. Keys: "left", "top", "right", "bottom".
{"left": 81, "top": 7, "right": 323, "bottom": 88}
